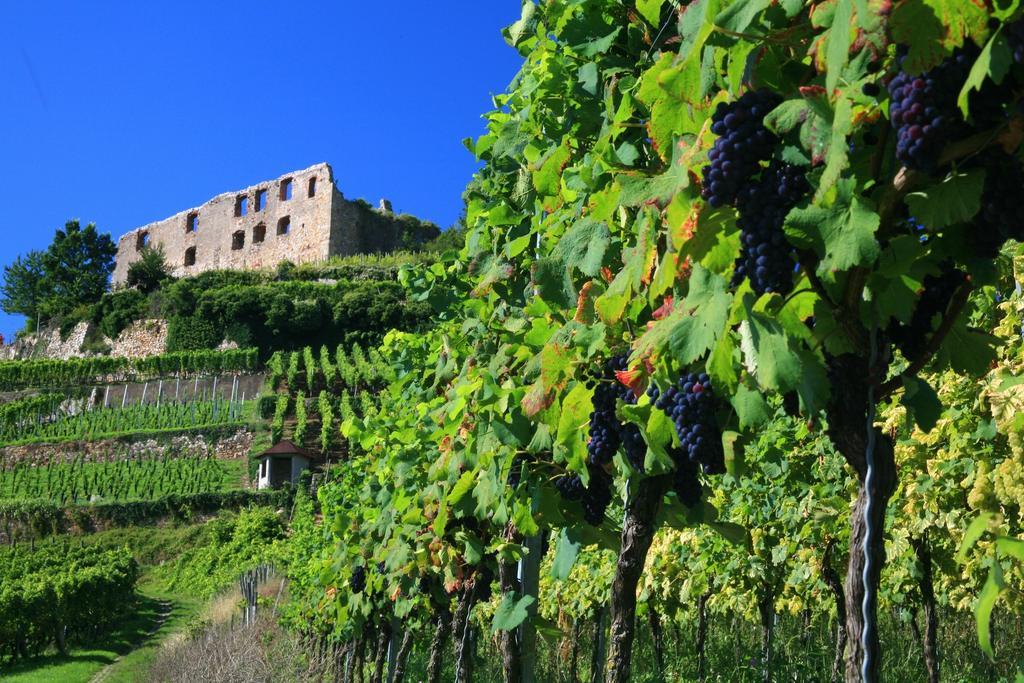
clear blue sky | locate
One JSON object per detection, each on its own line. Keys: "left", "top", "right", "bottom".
{"left": 0, "top": 2, "right": 524, "bottom": 340}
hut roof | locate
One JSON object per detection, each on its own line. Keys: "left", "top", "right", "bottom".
{"left": 258, "top": 440, "right": 314, "bottom": 459}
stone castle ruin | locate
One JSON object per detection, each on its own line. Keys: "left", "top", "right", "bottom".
{"left": 112, "top": 163, "right": 430, "bottom": 284}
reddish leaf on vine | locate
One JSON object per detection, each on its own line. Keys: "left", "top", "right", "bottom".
{"left": 615, "top": 366, "right": 646, "bottom": 399}
{"left": 574, "top": 280, "right": 599, "bottom": 323}
{"left": 522, "top": 382, "right": 555, "bottom": 418}
{"left": 653, "top": 295, "right": 675, "bottom": 320}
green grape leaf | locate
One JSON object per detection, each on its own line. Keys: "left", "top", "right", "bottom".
{"left": 595, "top": 266, "right": 633, "bottom": 324}
{"left": 958, "top": 31, "right": 1012, "bottom": 116}
{"left": 825, "top": 0, "right": 853, "bottom": 92}
{"left": 738, "top": 311, "right": 803, "bottom": 393}
{"left": 722, "top": 430, "right": 744, "bottom": 476}
{"left": 574, "top": 28, "right": 622, "bottom": 58}
{"left": 730, "top": 383, "right": 771, "bottom": 430}
{"left": 714, "top": 0, "right": 769, "bottom": 34}
{"left": 996, "top": 536, "right": 1024, "bottom": 562}
{"left": 890, "top": 0, "right": 990, "bottom": 74}
{"left": 708, "top": 521, "right": 749, "bottom": 545}
{"left": 708, "top": 329, "right": 739, "bottom": 395}
{"left": 512, "top": 499, "right": 540, "bottom": 536}
{"left": 448, "top": 470, "right": 477, "bottom": 506}
{"left": 668, "top": 265, "right": 732, "bottom": 364}
{"left": 901, "top": 376, "right": 944, "bottom": 433}
{"left": 975, "top": 562, "right": 1004, "bottom": 658}
{"left": 533, "top": 257, "right": 576, "bottom": 310}
{"left": 555, "top": 383, "right": 594, "bottom": 471}
{"left": 905, "top": 169, "right": 984, "bottom": 228}
{"left": 492, "top": 594, "right": 536, "bottom": 633}
{"left": 677, "top": 0, "right": 720, "bottom": 64}
{"left": 794, "top": 348, "right": 830, "bottom": 416}
{"left": 765, "top": 100, "right": 810, "bottom": 135}
{"left": 957, "top": 512, "right": 994, "bottom": 562}
{"left": 618, "top": 143, "right": 691, "bottom": 207}
{"left": 551, "top": 527, "right": 582, "bottom": 580}
{"left": 533, "top": 142, "right": 572, "bottom": 200}
{"left": 636, "top": 0, "right": 664, "bottom": 26}
{"left": 936, "top": 321, "right": 999, "bottom": 376}
{"left": 555, "top": 219, "right": 611, "bottom": 278}
{"left": 503, "top": 0, "right": 539, "bottom": 50}
{"left": 785, "top": 179, "right": 880, "bottom": 275}
{"left": 578, "top": 61, "right": 600, "bottom": 96}
{"left": 816, "top": 95, "right": 852, "bottom": 200}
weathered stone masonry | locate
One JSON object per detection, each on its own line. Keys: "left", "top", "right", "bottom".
{"left": 112, "top": 162, "right": 408, "bottom": 284}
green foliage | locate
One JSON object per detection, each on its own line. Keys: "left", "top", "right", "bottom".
{"left": 1, "top": 223, "right": 116, "bottom": 334}
{"left": 0, "top": 489, "right": 291, "bottom": 543}
{"left": 126, "top": 245, "right": 174, "bottom": 294}
{"left": 0, "top": 544, "right": 138, "bottom": 662}
{"left": 91, "top": 289, "right": 149, "bottom": 339}
{"left": 271, "top": 394, "right": 289, "bottom": 444}
{"left": 150, "top": 506, "right": 286, "bottom": 599}
{"left": 0, "top": 450, "right": 244, "bottom": 505}
{"left": 293, "top": 392, "right": 307, "bottom": 447}
{"left": 0, "top": 348, "right": 259, "bottom": 391}
{"left": 0, "top": 399, "right": 253, "bottom": 448}
{"left": 166, "top": 315, "right": 222, "bottom": 351}
{"left": 0, "top": 251, "right": 46, "bottom": 328}
{"left": 277, "top": 3, "right": 1024, "bottom": 680}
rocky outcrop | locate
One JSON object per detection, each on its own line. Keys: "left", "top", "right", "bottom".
{"left": 108, "top": 319, "right": 168, "bottom": 358}
{"left": 0, "top": 318, "right": 169, "bottom": 362}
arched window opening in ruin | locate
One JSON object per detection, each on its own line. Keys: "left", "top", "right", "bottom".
{"left": 232, "top": 230, "right": 245, "bottom": 250}
{"left": 307, "top": 177, "right": 316, "bottom": 198}
{"left": 235, "top": 195, "right": 248, "bottom": 217}
{"left": 280, "top": 179, "right": 293, "bottom": 201}
{"left": 256, "top": 189, "right": 267, "bottom": 212}
{"left": 253, "top": 223, "right": 266, "bottom": 244}
{"left": 184, "top": 246, "right": 197, "bottom": 266}
{"left": 136, "top": 231, "right": 150, "bottom": 251}
{"left": 277, "top": 216, "right": 291, "bottom": 235}
{"left": 186, "top": 212, "right": 199, "bottom": 233}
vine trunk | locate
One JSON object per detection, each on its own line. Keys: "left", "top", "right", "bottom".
{"left": 826, "top": 354, "right": 898, "bottom": 683}
{"left": 604, "top": 474, "right": 671, "bottom": 683}
{"left": 426, "top": 606, "right": 451, "bottom": 683}
{"left": 913, "top": 537, "right": 940, "bottom": 683}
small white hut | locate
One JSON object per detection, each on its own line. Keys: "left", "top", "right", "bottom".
{"left": 256, "top": 440, "right": 313, "bottom": 489}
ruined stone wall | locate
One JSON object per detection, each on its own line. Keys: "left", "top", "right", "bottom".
{"left": 112, "top": 161, "right": 422, "bottom": 285}
{"left": 112, "top": 164, "right": 337, "bottom": 284}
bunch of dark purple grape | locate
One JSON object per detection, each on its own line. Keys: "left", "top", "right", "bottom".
{"left": 1006, "top": 19, "right": 1024, "bottom": 64}
{"left": 506, "top": 453, "right": 532, "bottom": 489}
{"left": 969, "top": 151, "right": 1024, "bottom": 258}
{"left": 649, "top": 373, "right": 725, "bottom": 473}
{"left": 888, "top": 48, "right": 975, "bottom": 171}
{"left": 586, "top": 354, "right": 646, "bottom": 472}
{"left": 887, "top": 265, "right": 967, "bottom": 360}
{"left": 351, "top": 565, "right": 367, "bottom": 594}
{"left": 701, "top": 90, "right": 782, "bottom": 207}
{"left": 555, "top": 465, "right": 613, "bottom": 526}
{"left": 648, "top": 372, "right": 724, "bottom": 506}
{"left": 671, "top": 455, "right": 703, "bottom": 508}
{"left": 732, "top": 161, "right": 810, "bottom": 295}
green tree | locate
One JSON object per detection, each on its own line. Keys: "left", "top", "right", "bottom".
{"left": 38, "top": 221, "right": 116, "bottom": 320}
{"left": 0, "top": 250, "right": 46, "bottom": 329}
{"left": 126, "top": 244, "right": 172, "bottom": 294}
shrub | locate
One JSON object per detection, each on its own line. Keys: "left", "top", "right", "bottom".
{"left": 126, "top": 245, "right": 173, "bottom": 294}
{"left": 167, "top": 315, "right": 221, "bottom": 351}
{"left": 92, "top": 289, "right": 148, "bottom": 339}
